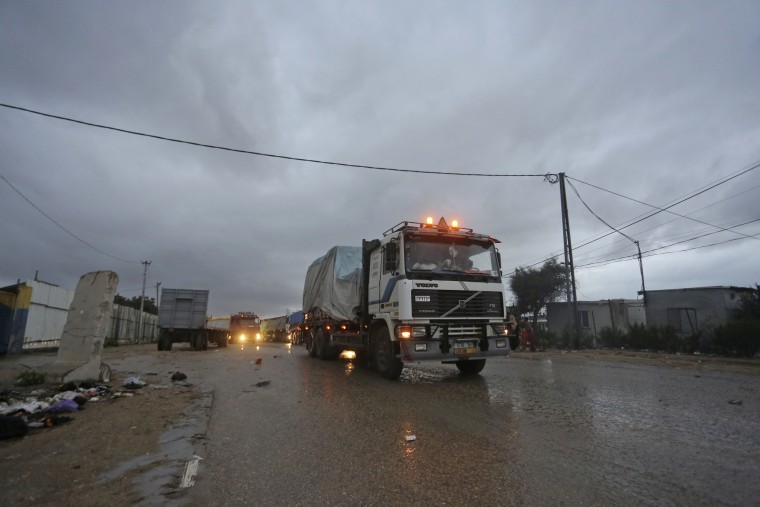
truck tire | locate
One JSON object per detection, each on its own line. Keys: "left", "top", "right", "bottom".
{"left": 316, "top": 329, "right": 330, "bottom": 360}
{"left": 163, "top": 334, "right": 173, "bottom": 351}
{"left": 307, "top": 331, "right": 317, "bottom": 357}
{"left": 157, "top": 335, "right": 164, "bottom": 351}
{"left": 192, "top": 334, "right": 203, "bottom": 351}
{"left": 217, "top": 335, "right": 227, "bottom": 348}
{"left": 455, "top": 359, "right": 486, "bottom": 375}
{"left": 373, "top": 327, "right": 403, "bottom": 380}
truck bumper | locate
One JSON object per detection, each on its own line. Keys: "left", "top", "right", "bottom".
{"left": 396, "top": 336, "right": 509, "bottom": 363}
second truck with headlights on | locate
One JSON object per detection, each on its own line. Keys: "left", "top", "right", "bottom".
{"left": 303, "top": 217, "right": 511, "bottom": 379}
{"left": 228, "top": 311, "right": 261, "bottom": 345}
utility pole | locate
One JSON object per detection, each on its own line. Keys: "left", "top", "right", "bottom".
{"left": 138, "top": 260, "right": 151, "bottom": 343}
{"left": 559, "top": 173, "right": 581, "bottom": 349}
{"left": 635, "top": 241, "right": 647, "bottom": 306}
{"left": 155, "top": 281, "right": 161, "bottom": 342}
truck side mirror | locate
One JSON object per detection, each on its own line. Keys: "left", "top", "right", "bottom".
{"left": 496, "top": 251, "right": 502, "bottom": 268}
{"left": 384, "top": 242, "right": 398, "bottom": 271}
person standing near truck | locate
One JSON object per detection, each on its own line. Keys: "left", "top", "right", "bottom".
{"left": 507, "top": 313, "right": 519, "bottom": 350}
{"left": 521, "top": 318, "right": 536, "bottom": 352}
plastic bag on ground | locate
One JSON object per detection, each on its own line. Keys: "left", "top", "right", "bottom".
{"left": 123, "top": 377, "right": 146, "bottom": 389}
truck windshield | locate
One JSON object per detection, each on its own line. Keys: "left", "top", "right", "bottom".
{"left": 404, "top": 234, "right": 500, "bottom": 280}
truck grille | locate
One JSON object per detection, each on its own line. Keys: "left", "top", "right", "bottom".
{"left": 411, "top": 290, "right": 503, "bottom": 318}
{"left": 433, "top": 324, "right": 484, "bottom": 338}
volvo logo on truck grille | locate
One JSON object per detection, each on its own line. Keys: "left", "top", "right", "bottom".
{"left": 416, "top": 283, "right": 438, "bottom": 288}
{"left": 411, "top": 289, "right": 503, "bottom": 318}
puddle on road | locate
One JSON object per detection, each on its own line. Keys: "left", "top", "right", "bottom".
{"left": 97, "top": 387, "right": 213, "bottom": 505}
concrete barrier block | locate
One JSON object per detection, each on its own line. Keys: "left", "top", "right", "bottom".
{"left": 43, "top": 271, "right": 119, "bottom": 382}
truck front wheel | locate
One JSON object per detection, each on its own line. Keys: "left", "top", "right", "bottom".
{"left": 373, "top": 327, "right": 403, "bottom": 380}
{"left": 455, "top": 359, "right": 486, "bottom": 375}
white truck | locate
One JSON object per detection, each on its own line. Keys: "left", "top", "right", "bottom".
{"left": 303, "top": 217, "right": 511, "bottom": 379}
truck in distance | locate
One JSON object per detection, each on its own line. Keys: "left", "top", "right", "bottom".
{"left": 260, "top": 315, "right": 288, "bottom": 342}
{"left": 287, "top": 311, "right": 305, "bottom": 345}
{"left": 157, "top": 288, "right": 228, "bottom": 351}
{"left": 303, "top": 217, "right": 511, "bottom": 379}
{"left": 229, "top": 311, "right": 261, "bottom": 345}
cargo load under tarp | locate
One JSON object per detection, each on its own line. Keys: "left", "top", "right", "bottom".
{"left": 260, "top": 315, "right": 287, "bottom": 333}
{"left": 303, "top": 246, "right": 362, "bottom": 321}
{"left": 287, "top": 311, "right": 304, "bottom": 326}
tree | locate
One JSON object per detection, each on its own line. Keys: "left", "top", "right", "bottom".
{"left": 510, "top": 258, "right": 567, "bottom": 326}
{"left": 734, "top": 284, "right": 760, "bottom": 320}
{"left": 114, "top": 293, "right": 158, "bottom": 315}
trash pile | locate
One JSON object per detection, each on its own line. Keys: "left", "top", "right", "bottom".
{"left": 0, "top": 370, "right": 192, "bottom": 440}
{"left": 0, "top": 378, "right": 114, "bottom": 440}
{"left": 0, "top": 368, "right": 194, "bottom": 440}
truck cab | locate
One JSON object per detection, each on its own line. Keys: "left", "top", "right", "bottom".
{"left": 360, "top": 217, "right": 510, "bottom": 377}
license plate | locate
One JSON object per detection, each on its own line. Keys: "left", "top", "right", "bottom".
{"left": 453, "top": 341, "right": 476, "bottom": 355}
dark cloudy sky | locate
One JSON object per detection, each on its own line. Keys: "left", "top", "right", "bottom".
{"left": 1, "top": 1, "right": 759, "bottom": 319}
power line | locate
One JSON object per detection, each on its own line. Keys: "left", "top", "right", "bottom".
{"left": 0, "top": 171, "right": 139, "bottom": 264}
{"left": 576, "top": 235, "right": 752, "bottom": 270}
{"left": 573, "top": 209, "right": 760, "bottom": 263}
{"left": 0, "top": 103, "right": 552, "bottom": 179}
{"left": 567, "top": 161, "right": 760, "bottom": 246}
{"left": 573, "top": 216, "right": 760, "bottom": 265}
{"left": 504, "top": 160, "right": 760, "bottom": 276}
{"left": 565, "top": 179, "right": 636, "bottom": 243}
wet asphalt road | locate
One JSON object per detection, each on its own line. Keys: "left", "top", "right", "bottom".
{"left": 122, "top": 343, "right": 760, "bottom": 506}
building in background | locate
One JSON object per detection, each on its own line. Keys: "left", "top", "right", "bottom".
{"left": 644, "top": 286, "right": 753, "bottom": 341}
{"left": 547, "top": 299, "right": 646, "bottom": 343}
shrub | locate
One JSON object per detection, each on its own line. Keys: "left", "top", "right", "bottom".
{"left": 534, "top": 328, "right": 558, "bottom": 349}
{"left": 599, "top": 326, "right": 625, "bottom": 348}
{"left": 712, "top": 320, "right": 760, "bottom": 357}
{"left": 15, "top": 370, "right": 46, "bottom": 386}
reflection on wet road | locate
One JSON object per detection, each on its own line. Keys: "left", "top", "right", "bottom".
{"left": 127, "top": 343, "right": 758, "bottom": 505}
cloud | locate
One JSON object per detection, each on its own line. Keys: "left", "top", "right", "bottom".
{"left": 1, "top": 1, "right": 759, "bottom": 318}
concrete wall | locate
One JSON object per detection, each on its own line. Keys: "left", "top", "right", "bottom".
{"left": 547, "top": 299, "right": 645, "bottom": 338}
{"left": 645, "top": 287, "right": 751, "bottom": 337}
{"left": 0, "top": 285, "right": 32, "bottom": 354}
{"left": 1, "top": 279, "right": 157, "bottom": 350}
{"left": 110, "top": 304, "right": 158, "bottom": 344}
{"left": 24, "top": 280, "right": 75, "bottom": 349}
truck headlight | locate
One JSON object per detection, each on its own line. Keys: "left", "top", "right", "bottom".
{"left": 395, "top": 325, "right": 427, "bottom": 339}
{"left": 491, "top": 323, "right": 508, "bottom": 335}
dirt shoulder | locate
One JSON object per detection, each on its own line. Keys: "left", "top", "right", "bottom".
{"left": 0, "top": 344, "right": 200, "bottom": 507}
{"left": 511, "top": 347, "right": 760, "bottom": 375}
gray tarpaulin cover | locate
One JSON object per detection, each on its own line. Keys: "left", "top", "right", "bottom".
{"left": 302, "top": 246, "right": 362, "bottom": 320}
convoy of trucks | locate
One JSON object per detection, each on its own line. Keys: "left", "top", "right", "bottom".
{"left": 157, "top": 289, "right": 228, "bottom": 351}
{"left": 155, "top": 218, "right": 511, "bottom": 377}
{"left": 301, "top": 217, "right": 510, "bottom": 379}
